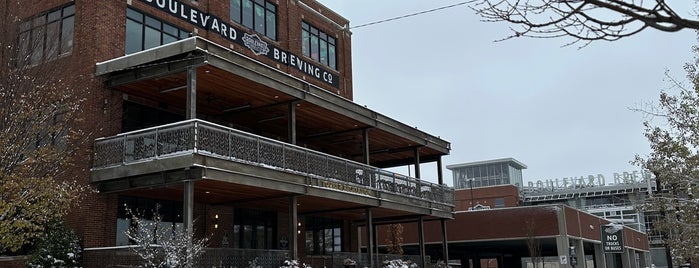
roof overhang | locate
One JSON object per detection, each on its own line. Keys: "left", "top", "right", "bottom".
{"left": 95, "top": 37, "right": 451, "bottom": 168}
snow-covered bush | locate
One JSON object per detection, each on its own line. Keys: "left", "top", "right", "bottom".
{"left": 27, "top": 221, "right": 81, "bottom": 268}
{"left": 124, "top": 204, "right": 208, "bottom": 268}
{"left": 383, "top": 259, "right": 418, "bottom": 268}
{"left": 280, "top": 259, "right": 311, "bottom": 268}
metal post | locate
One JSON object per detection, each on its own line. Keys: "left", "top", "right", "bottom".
{"left": 365, "top": 208, "right": 374, "bottom": 268}
{"left": 437, "top": 156, "right": 443, "bottom": 185}
{"left": 362, "top": 128, "right": 370, "bottom": 165}
{"left": 418, "top": 216, "right": 427, "bottom": 268}
{"left": 441, "top": 219, "right": 449, "bottom": 264}
{"left": 186, "top": 66, "right": 197, "bottom": 120}
{"left": 183, "top": 179, "right": 194, "bottom": 268}
{"left": 288, "top": 102, "right": 296, "bottom": 145}
{"left": 413, "top": 147, "right": 421, "bottom": 179}
{"left": 289, "top": 196, "right": 298, "bottom": 260}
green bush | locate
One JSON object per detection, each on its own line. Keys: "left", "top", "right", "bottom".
{"left": 27, "top": 221, "right": 81, "bottom": 268}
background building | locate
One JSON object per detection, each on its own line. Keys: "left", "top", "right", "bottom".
{"left": 448, "top": 158, "right": 667, "bottom": 268}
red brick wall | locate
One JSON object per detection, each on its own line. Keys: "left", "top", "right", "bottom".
{"left": 454, "top": 185, "right": 520, "bottom": 210}
{"left": 7, "top": 0, "right": 355, "bottom": 250}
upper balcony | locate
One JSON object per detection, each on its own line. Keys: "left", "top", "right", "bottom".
{"left": 93, "top": 36, "right": 454, "bottom": 220}
{"left": 91, "top": 119, "right": 454, "bottom": 219}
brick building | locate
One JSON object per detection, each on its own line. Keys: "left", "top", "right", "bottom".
{"left": 2, "top": 1, "right": 454, "bottom": 267}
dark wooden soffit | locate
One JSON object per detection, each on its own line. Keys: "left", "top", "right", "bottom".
{"left": 94, "top": 37, "right": 451, "bottom": 167}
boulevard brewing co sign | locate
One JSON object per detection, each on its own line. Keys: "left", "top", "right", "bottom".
{"left": 139, "top": 0, "right": 340, "bottom": 88}
{"left": 601, "top": 224, "right": 624, "bottom": 254}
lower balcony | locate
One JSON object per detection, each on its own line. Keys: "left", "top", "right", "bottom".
{"left": 91, "top": 119, "right": 454, "bottom": 219}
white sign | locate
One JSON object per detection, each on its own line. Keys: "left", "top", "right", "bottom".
{"left": 527, "top": 170, "right": 654, "bottom": 191}
{"left": 559, "top": 255, "right": 568, "bottom": 264}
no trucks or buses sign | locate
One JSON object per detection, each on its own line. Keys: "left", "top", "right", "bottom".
{"left": 601, "top": 224, "right": 624, "bottom": 254}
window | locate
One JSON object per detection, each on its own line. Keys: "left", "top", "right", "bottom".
{"left": 233, "top": 208, "right": 276, "bottom": 249}
{"left": 18, "top": 4, "right": 75, "bottom": 65}
{"left": 115, "top": 196, "right": 183, "bottom": 246}
{"left": 125, "top": 8, "right": 189, "bottom": 54}
{"left": 302, "top": 22, "right": 336, "bottom": 69}
{"left": 230, "top": 0, "right": 277, "bottom": 40}
{"left": 304, "top": 217, "right": 341, "bottom": 255}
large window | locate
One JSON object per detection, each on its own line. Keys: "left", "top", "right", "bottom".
{"left": 115, "top": 196, "right": 183, "bottom": 246}
{"left": 233, "top": 208, "right": 277, "bottom": 249}
{"left": 19, "top": 4, "right": 75, "bottom": 65}
{"left": 125, "top": 8, "right": 189, "bottom": 54}
{"left": 230, "top": 0, "right": 277, "bottom": 40}
{"left": 304, "top": 217, "right": 341, "bottom": 255}
{"left": 301, "top": 22, "right": 336, "bottom": 70}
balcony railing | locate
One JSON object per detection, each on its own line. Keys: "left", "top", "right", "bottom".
{"left": 93, "top": 120, "right": 454, "bottom": 205}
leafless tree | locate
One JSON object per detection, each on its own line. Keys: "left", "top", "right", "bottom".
{"left": 524, "top": 220, "right": 543, "bottom": 268}
{"left": 0, "top": 1, "right": 91, "bottom": 254}
{"left": 471, "top": 0, "right": 699, "bottom": 46}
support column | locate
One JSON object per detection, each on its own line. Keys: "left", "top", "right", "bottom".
{"left": 437, "top": 156, "right": 444, "bottom": 185}
{"left": 365, "top": 208, "right": 374, "bottom": 268}
{"left": 183, "top": 66, "right": 196, "bottom": 268}
{"left": 574, "top": 239, "right": 586, "bottom": 268}
{"left": 418, "top": 216, "right": 427, "bottom": 268}
{"left": 556, "top": 206, "right": 570, "bottom": 268}
{"left": 593, "top": 243, "right": 606, "bottom": 268}
{"left": 362, "top": 129, "right": 370, "bottom": 165}
{"left": 288, "top": 102, "right": 297, "bottom": 145}
{"left": 289, "top": 196, "right": 298, "bottom": 260}
{"left": 623, "top": 248, "right": 631, "bottom": 268}
{"left": 413, "top": 147, "right": 421, "bottom": 179}
{"left": 186, "top": 66, "right": 197, "bottom": 120}
{"left": 183, "top": 180, "right": 194, "bottom": 235}
{"left": 621, "top": 248, "right": 634, "bottom": 268}
{"left": 441, "top": 219, "right": 449, "bottom": 264}
{"left": 637, "top": 251, "right": 648, "bottom": 268}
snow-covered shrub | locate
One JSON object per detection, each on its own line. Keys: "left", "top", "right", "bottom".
{"left": 383, "top": 259, "right": 418, "bottom": 268}
{"left": 280, "top": 259, "right": 311, "bottom": 268}
{"left": 27, "top": 221, "right": 81, "bottom": 268}
{"left": 124, "top": 204, "right": 208, "bottom": 268}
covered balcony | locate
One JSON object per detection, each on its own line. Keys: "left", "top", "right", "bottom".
{"left": 91, "top": 36, "right": 453, "bottom": 266}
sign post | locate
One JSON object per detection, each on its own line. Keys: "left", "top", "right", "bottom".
{"left": 601, "top": 224, "right": 624, "bottom": 254}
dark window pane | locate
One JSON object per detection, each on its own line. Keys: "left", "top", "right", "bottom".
{"left": 242, "top": 0, "right": 253, "bottom": 28}
{"left": 31, "top": 26, "right": 45, "bottom": 64}
{"left": 254, "top": 3, "right": 264, "bottom": 34}
{"left": 144, "top": 27, "right": 160, "bottom": 50}
{"left": 127, "top": 8, "right": 143, "bottom": 22}
{"left": 125, "top": 19, "right": 142, "bottom": 54}
{"left": 329, "top": 46, "right": 336, "bottom": 69}
{"left": 46, "top": 21, "right": 60, "bottom": 59}
{"left": 231, "top": 0, "right": 241, "bottom": 22}
{"left": 301, "top": 30, "right": 309, "bottom": 56}
{"left": 63, "top": 4, "right": 75, "bottom": 16}
{"left": 163, "top": 24, "right": 178, "bottom": 36}
{"left": 48, "top": 10, "right": 61, "bottom": 22}
{"left": 145, "top": 16, "right": 160, "bottom": 29}
{"left": 310, "top": 35, "right": 319, "bottom": 60}
{"left": 163, "top": 34, "right": 177, "bottom": 44}
{"left": 60, "top": 16, "right": 74, "bottom": 54}
{"left": 319, "top": 40, "right": 327, "bottom": 65}
{"left": 266, "top": 10, "right": 276, "bottom": 40}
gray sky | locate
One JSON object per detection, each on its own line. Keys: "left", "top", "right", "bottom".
{"left": 321, "top": 0, "right": 698, "bottom": 186}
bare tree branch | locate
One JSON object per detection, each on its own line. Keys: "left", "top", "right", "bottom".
{"left": 471, "top": 0, "right": 699, "bottom": 46}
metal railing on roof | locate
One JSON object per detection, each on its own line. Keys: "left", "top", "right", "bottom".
{"left": 92, "top": 119, "right": 454, "bottom": 206}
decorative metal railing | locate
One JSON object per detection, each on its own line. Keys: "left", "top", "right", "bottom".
{"left": 93, "top": 119, "right": 454, "bottom": 205}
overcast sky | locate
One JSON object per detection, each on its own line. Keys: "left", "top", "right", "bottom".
{"left": 321, "top": 1, "right": 698, "bottom": 186}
